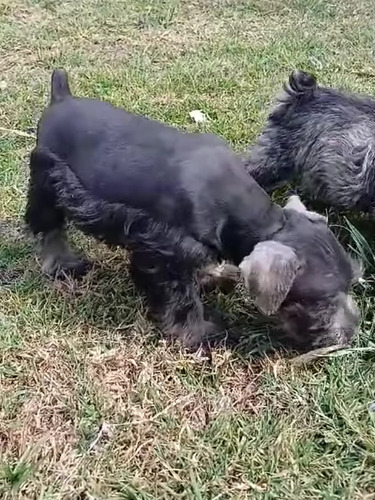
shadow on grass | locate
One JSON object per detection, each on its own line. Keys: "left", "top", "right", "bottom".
{"left": 0, "top": 219, "right": 283, "bottom": 358}
{"left": 2, "top": 214, "right": 374, "bottom": 360}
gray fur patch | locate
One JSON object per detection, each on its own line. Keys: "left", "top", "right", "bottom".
{"left": 244, "top": 70, "right": 375, "bottom": 213}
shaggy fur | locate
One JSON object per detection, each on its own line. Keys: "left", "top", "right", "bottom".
{"left": 25, "top": 69, "right": 360, "bottom": 349}
{"left": 245, "top": 70, "right": 375, "bottom": 213}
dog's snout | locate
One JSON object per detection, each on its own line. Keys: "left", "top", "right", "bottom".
{"left": 278, "top": 291, "right": 359, "bottom": 348}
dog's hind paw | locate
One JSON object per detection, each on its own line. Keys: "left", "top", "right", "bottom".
{"left": 41, "top": 254, "right": 92, "bottom": 279}
{"left": 38, "top": 230, "right": 91, "bottom": 279}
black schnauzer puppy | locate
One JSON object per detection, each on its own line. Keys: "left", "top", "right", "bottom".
{"left": 246, "top": 70, "right": 375, "bottom": 214}
{"left": 25, "top": 69, "right": 360, "bottom": 349}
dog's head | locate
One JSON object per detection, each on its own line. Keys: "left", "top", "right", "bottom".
{"left": 239, "top": 196, "right": 360, "bottom": 348}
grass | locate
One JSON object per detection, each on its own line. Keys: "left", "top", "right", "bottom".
{"left": 1, "top": 0, "right": 375, "bottom": 498}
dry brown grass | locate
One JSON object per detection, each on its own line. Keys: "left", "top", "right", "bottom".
{"left": 0, "top": 317, "right": 269, "bottom": 498}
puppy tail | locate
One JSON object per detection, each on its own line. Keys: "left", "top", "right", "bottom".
{"left": 50, "top": 69, "right": 72, "bottom": 104}
{"left": 31, "top": 148, "right": 210, "bottom": 269}
{"left": 283, "top": 70, "right": 317, "bottom": 100}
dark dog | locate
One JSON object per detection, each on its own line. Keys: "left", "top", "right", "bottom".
{"left": 25, "top": 69, "right": 360, "bottom": 349}
{"left": 246, "top": 70, "right": 375, "bottom": 213}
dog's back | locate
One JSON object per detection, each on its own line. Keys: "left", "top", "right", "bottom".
{"left": 246, "top": 70, "right": 375, "bottom": 212}
{"left": 40, "top": 69, "right": 184, "bottom": 156}
{"left": 38, "top": 71, "right": 218, "bottom": 213}
{"left": 272, "top": 70, "right": 375, "bottom": 123}
{"left": 36, "top": 70, "right": 278, "bottom": 257}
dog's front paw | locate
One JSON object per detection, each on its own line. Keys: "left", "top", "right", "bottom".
{"left": 200, "top": 262, "right": 240, "bottom": 293}
{"left": 285, "top": 195, "right": 327, "bottom": 224}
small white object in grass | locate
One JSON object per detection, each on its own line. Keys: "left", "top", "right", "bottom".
{"left": 85, "top": 494, "right": 100, "bottom": 500}
{"left": 194, "top": 345, "right": 209, "bottom": 360}
{"left": 88, "top": 421, "right": 114, "bottom": 452}
{"left": 0, "top": 81, "right": 7, "bottom": 91}
{"left": 189, "top": 110, "right": 208, "bottom": 123}
{"left": 309, "top": 56, "right": 323, "bottom": 70}
{"left": 358, "top": 277, "right": 366, "bottom": 285}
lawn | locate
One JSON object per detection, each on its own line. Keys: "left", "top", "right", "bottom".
{"left": 1, "top": 0, "right": 375, "bottom": 498}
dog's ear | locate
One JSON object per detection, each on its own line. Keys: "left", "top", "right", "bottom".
{"left": 285, "top": 195, "right": 327, "bottom": 223}
{"left": 239, "top": 241, "right": 301, "bottom": 315}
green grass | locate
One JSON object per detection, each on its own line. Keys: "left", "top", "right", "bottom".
{"left": 1, "top": 0, "right": 375, "bottom": 498}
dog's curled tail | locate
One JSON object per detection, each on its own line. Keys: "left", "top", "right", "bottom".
{"left": 50, "top": 69, "right": 72, "bottom": 104}
{"left": 31, "top": 148, "right": 210, "bottom": 270}
{"left": 283, "top": 70, "right": 317, "bottom": 100}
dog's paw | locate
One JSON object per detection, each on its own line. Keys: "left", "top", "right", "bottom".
{"left": 200, "top": 262, "right": 240, "bottom": 293}
{"left": 42, "top": 255, "right": 92, "bottom": 279}
{"left": 166, "top": 320, "right": 210, "bottom": 349}
{"left": 285, "top": 195, "right": 327, "bottom": 224}
{"left": 304, "top": 210, "right": 328, "bottom": 224}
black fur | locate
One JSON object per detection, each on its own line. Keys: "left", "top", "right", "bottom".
{"left": 25, "top": 69, "right": 360, "bottom": 349}
{"left": 245, "top": 69, "right": 375, "bottom": 213}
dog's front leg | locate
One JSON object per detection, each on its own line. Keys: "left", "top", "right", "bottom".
{"left": 130, "top": 251, "right": 216, "bottom": 348}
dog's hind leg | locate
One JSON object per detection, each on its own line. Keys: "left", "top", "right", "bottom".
{"left": 25, "top": 148, "right": 90, "bottom": 278}
{"left": 130, "top": 251, "right": 217, "bottom": 348}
